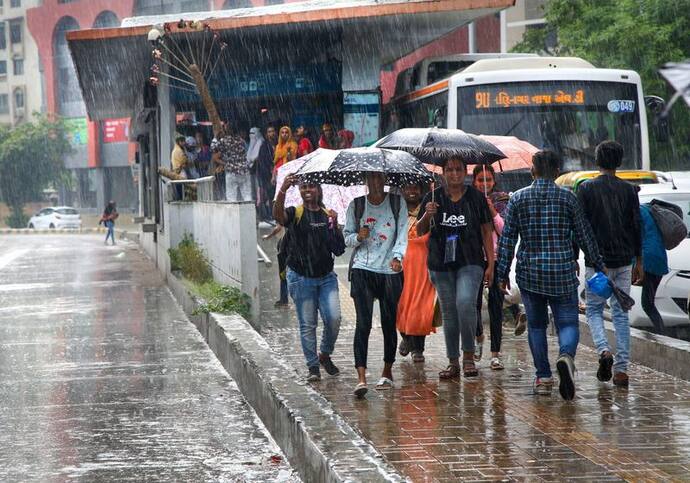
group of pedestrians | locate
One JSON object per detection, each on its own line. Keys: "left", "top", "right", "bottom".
{"left": 276, "top": 137, "right": 648, "bottom": 402}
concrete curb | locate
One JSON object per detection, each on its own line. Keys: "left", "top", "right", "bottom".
{"left": 166, "top": 274, "right": 403, "bottom": 483}
{"left": 578, "top": 318, "right": 690, "bottom": 382}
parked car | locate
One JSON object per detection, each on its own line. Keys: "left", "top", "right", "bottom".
{"left": 28, "top": 206, "right": 82, "bottom": 230}
{"left": 575, "top": 183, "right": 690, "bottom": 329}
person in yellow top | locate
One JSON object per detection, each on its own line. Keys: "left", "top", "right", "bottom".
{"left": 273, "top": 126, "right": 298, "bottom": 172}
{"left": 171, "top": 135, "right": 189, "bottom": 177}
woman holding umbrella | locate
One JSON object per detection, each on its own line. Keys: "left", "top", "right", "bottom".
{"left": 416, "top": 157, "right": 495, "bottom": 379}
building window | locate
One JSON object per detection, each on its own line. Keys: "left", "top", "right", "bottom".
{"left": 9, "top": 19, "right": 21, "bottom": 44}
{"left": 13, "top": 88, "right": 23, "bottom": 108}
{"left": 264, "top": 0, "right": 283, "bottom": 4}
{"left": 0, "top": 24, "right": 5, "bottom": 50}
{"left": 0, "top": 94, "right": 8, "bottom": 114}
{"left": 223, "top": 0, "right": 251, "bottom": 8}
{"left": 10, "top": 0, "right": 20, "bottom": 8}
{"left": 0, "top": 61, "right": 6, "bottom": 75}
{"left": 93, "top": 11, "right": 119, "bottom": 29}
{"left": 13, "top": 58, "right": 22, "bottom": 75}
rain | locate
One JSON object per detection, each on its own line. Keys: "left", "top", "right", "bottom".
{"left": 1, "top": 0, "right": 690, "bottom": 481}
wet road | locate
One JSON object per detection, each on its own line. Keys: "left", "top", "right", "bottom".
{"left": 0, "top": 235, "right": 295, "bottom": 481}
{"left": 258, "top": 233, "right": 690, "bottom": 482}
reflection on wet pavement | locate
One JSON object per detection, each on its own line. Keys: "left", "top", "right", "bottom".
{"left": 258, "top": 234, "right": 690, "bottom": 481}
{"left": 0, "top": 236, "right": 295, "bottom": 481}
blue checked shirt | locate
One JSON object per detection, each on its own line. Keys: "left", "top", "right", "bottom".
{"left": 496, "top": 179, "right": 603, "bottom": 296}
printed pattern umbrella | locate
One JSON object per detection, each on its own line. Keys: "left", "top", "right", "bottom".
{"left": 659, "top": 61, "right": 690, "bottom": 114}
{"left": 375, "top": 128, "right": 505, "bottom": 165}
{"left": 275, "top": 158, "right": 366, "bottom": 222}
{"left": 294, "top": 147, "right": 433, "bottom": 187}
{"left": 476, "top": 135, "right": 538, "bottom": 172}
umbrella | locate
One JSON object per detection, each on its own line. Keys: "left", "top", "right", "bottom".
{"left": 294, "top": 147, "right": 433, "bottom": 187}
{"left": 275, "top": 158, "right": 366, "bottom": 222}
{"left": 476, "top": 135, "right": 538, "bottom": 172}
{"left": 658, "top": 61, "right": 690, "bottom": 115}
{"left": 375, "top": 127, "right": 505, "bottom": 165}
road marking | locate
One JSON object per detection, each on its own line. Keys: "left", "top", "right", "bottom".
{"left": 0, "top": 249, "right": 28, "bottom": 270}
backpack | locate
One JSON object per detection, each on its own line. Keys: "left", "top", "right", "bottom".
{"left": 348, "top": 194, "right": 402, "bottom": 280}
{"left": 649, "top": 199, "right": 687, "bottom": 250}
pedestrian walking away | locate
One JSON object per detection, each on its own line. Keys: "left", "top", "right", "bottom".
{"left": 416, "top": 157, "right": 495, "bottom": 380}
{"left": 274, "top": 174, "right": 345, "bottom": 382}
{"left": 577, "top": 141, "right": 643, "bottom": 389}
{"left": 344, "top": 172, "right": 408, "bottom": 398}
{"left": 211, "top": 123, "right": 251, "bottom": 202}
{"left": 396, "top": 182, "right": 438, "bottom": 364}
{"left": 100, "top": 200, "right": 119, "bottom": 246}
{"left": 496, "top": 150, "right": 604, "bottom": 401}
{"left": 639, "top": 201, "right": 670, "bottom": 335}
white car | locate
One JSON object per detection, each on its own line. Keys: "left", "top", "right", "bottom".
{"left": 28, "top": 206, "right": 82, "bottom": 230}
{"left": 575, "top": 184, "right": 690, "bottom": 329}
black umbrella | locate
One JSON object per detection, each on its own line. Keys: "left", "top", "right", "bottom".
{"left": 294, "top": 147, "right": 433, "bottom": 187}
{"left": 376, "top": 127, "right": 506, "bottom": 165}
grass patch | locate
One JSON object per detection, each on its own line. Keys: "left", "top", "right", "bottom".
{"left": 185, "top": 279, "right": 251, "bottom": 319}
{"left": 168, "top": 233, "right": 213, "bottom": 284}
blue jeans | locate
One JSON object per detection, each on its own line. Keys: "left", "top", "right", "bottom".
{"left": 585, "top": 265, "right": 632, "bottom": 374}
{"left": 104, "top": 220, "right": 115, "bottom": 244}
{"left": 521, "top": 288, "right": 580, "bottom": 378}
{"left": 429, "top": 265, "right": 484, "bottom": 359}
{"left": 287, "top": 269, "right": 341, "bottom": 369}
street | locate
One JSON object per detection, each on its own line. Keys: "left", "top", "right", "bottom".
{"left": 0, "top": 235, "right": 294, "bottom": 481}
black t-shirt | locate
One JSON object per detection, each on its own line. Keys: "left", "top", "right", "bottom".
{"left": 285, "top": 206, "right": 343, "bottom": 278}
{"left": 418, "top": 186, "right": 491, "bottom": 272}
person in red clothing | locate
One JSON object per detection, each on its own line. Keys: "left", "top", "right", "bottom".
{"left": 295, "top": 125, "right": 314, "bottom": 158}
{"left": 318, "top": 123, "right": 339, "bottom": 149}
{"left": 338, "top": 129, "right": 355, "bottom": 149}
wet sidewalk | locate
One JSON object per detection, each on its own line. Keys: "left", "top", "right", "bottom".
{"left": 0, "top": 235, "right": 295, "bottom": 481}
{"left": 258, "top": 235, "right": 690, "bottom": 481}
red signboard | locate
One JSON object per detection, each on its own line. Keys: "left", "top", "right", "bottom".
{"left": 102, "top": 118, "right": 130, "bottom": 143}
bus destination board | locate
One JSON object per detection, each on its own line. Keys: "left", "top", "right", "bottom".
{"left": 474, "top": 88, "right": 585, "bottom": 109}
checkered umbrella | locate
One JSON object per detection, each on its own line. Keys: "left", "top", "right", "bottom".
{"left": 294, "top": 147, "right": 433, "bottom": 187}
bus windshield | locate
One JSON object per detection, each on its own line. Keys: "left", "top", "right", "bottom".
{"left": 458, "top": 80, "right": 642, "bottom": 172}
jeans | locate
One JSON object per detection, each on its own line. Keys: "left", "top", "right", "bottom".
{"left": 287, "top": 270, "right": 341, "bottom": 369}
{"left": 351, "top": 269, "right": 403, "bottom": 368}
{"left": 641, "top": 272, "right": 664, "bottom": 333}
{"left": 585, "top": 265, "right": 632, "bottom": 374}
{"left": 476, "top": 276, "right": 504, "bottom": 353}
{"left": 225, "top": 172, "right": 253, "bottom": 202}
{"left": 429, "top": 265, "right": 484, "bottom": 359}
{"left": 104, "top": 220, "right": 115, "bottom": 244}
{"left": 521, "top": 288, "right": 580, "bottom": 378}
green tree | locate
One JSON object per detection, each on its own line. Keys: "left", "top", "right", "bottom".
{"left": 0, "top": 116, "right": 72, "bottom": 227}
{"left": 512, "top": 0, "right": 690, "bottom": 169}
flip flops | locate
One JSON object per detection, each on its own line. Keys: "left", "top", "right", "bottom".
{"left": 375, "top": 377, "right": 394, "bottom": 390}
{"left": 354, "top": 382, "right": 368, "bottom": 398}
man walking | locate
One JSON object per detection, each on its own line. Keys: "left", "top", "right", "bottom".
{"left": 577, "top": 141, "right": 642, "bottom": 388}
{"left": 496, "top": 150, "right": 604, "bottom": 400}
{"left": 211, "top": 123, "right": 251, "bottom": 202}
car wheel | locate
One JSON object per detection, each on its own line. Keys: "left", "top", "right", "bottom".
{"left": 29, "top": 223, "right": 34, "bottom": 229}
{"left": 49, "top": 223, "right": 55, "bottom": 229}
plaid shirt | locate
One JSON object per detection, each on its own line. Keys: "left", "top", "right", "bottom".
{"left": 496, "top": 179, "right": 603, "bottom": 296}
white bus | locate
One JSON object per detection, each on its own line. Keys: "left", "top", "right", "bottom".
{"left": 385, "top": 56, "right": 650, "bottom": 172}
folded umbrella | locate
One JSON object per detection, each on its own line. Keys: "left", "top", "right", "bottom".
{"left": 295, "top": 147, "right": 433, "bottom": 187}
{"left": 609, "top": 280, "right": 635, "bottom": 312}
{"left": 375, "top": 127, "right": 505, "bottom": 165}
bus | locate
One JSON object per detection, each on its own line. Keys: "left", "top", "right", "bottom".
{"left": 384, "top": 56, "right": 650, "bottom": 173}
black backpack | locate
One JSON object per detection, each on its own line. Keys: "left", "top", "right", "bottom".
{"left": 348, "top": 194, "right": 401, "bottom": 280}
{"left": 649, "top": 199, "right": 688, "bottom": 250}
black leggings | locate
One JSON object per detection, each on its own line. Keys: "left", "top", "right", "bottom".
{"left": 351, "top": 269, "right": 403, "bottom": 368}
{"left": 641, "top": 272, "right": 664, "bottom": 333}
{"left": 401, "top": 333, "right": 426, "bottom": 353}
{"left": 476, "top": 277, "right": 503, "bottom": 353}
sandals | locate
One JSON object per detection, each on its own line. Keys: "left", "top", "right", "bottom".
{"left": 439, "top": 364, "right": 461, "bottom": 379}
{"left": 490, "top": 357, "right": 504, "bottom": 371}
{"left": 463, "top": 359, "right": 479, "bottom": 378}
{"left": 375, "top": 377, "right": 394, "bottom": 390}
{"left": 398, "top": 338, "right": 410, "bottom": 357}
{"left": 412, "top": 352, "right": 425, "bottom": 363}
{"left": 354, "top": 382, "right": 368, "bottom": 398}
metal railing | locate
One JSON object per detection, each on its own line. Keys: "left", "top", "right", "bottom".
{"left": 161, "top": 175, "right": 215, "bottom": 202}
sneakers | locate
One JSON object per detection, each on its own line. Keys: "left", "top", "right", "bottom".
{"left": 613, "top": 372, "right": 629, "bottom": 387}
{"left": 274, "top": 300, "right": 289, "bottom": 308}
{"left": 319, "top": 354, "right": 340, "bottom": 376}
{"left": 307, "top": 366, "right": 321, "bottom": 382}
{"left": 556, "top": 354, "right": 576, "bottom": 401}
{"left": 514, "top": 313, "right": 527, "bottom": 336}
{"left": 597, "top": 351, "right": 614, "bottom": 382}
{"left": 533, "top": 377, "right": 554, "bottom": 395}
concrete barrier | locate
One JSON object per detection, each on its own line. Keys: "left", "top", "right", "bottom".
{"left": 166, "top": 273, "right": 403, "bottom": 483}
